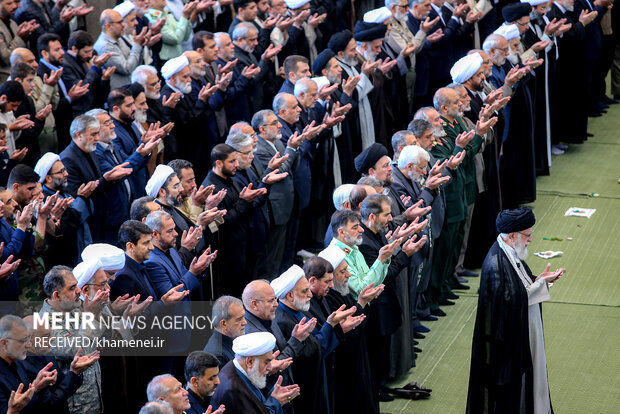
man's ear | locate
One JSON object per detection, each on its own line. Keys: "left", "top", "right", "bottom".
{"left": 0, "top": 95, "right": 7, "bottom": 105}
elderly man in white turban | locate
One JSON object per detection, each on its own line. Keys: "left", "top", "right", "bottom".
{"left": 160, "top": 55, "right": 220, "bottom": 165}
{"left": 211, "top": 331, "right": 301, "bottom": 413}
{"left": 35, "top": 152, "right": 94, "bottom": 267}
{"left": 271, "top": 264, "right": 358, "bottom": 414}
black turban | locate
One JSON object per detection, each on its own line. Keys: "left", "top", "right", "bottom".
{"left": 312, "top": 49, "right": 335, "bottom": 75}
{"left": 328, "top": 30, "right": 353, "bottom": 53}
{"left": 354, "top": 21, "right": 387, "bottom": 42}
{"left": 354, "top": 143, "right": 388, "bottom": 174}
{"left": 496, "top": 207, "right": 536, "bottom": 233}
{"left": 126, "top": 82, "right": 145, "bottom": 99}
{"left": 502, "top": 3, "right": 532, "bottom": 22}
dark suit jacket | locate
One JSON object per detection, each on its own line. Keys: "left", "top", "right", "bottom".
{"left": 110, "top": 118, "right": 148, "bottom": 198}
{"left": 254, "top": 136, "right": 299, "bottom": 226}
{"left": 110, "top": 254, "right": 159, "bottom": 300}
{"left": 186, "top": 387, "right": 212, "bottom": 414}
{"left": 358, "top": 222, "right": 409, "bottom": 337}
{"left": 59, "top": 141, "right": 112, "bottom": 241}
{"left": 232, "top": 45, "right": 271, "bottom": 117}
{"left": 36, "top": 61, "right": 72, "bottom": 149}
{"left": 94, "top": 142, "right": 148, "bottom": 226}
{"left": 203, "top": 330, "right": 235, "bottom": 369}
{"left": 61, "top": 53, "right": 109, "bottom": 117}
{"left": 0, "top": 358, "right": 40, "bottom": 413}
{"left": 15, "top": 0, "right": 67, "bottom": 54}
{"left": 13, "top": 95, "right": 44, "bottom": 167}
{"left": 144, "top": 246, "right": 201, "bottom": 300}
{"left": 20, "top": 355, "right": 82, "bottom": 414}
{"left": 427, "top": 4, "right": 461, "bottom": 81}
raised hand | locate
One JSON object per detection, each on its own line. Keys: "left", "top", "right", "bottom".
{"left": 32, "top": 362, "right": 58, "bottom": 392}
{"left": 401, "top": 234, "right": 427, "bottom": 256}
{"left": 0, "top": 255, "right": 21, "bottom": 281}
{"left": 447, "top": 150, "right": 466, "bottom": 169}
{"left": 291, "top": 316, "right": 317, "bottom": 341}
{"left": 342, "top": 74, "right": 361, "bottom": 96}
{"left": 181, "top": 226, "right": 203, "bottom": 251}
{"left": 192, "top": 184, "right": 215, "bottom": 206}
{"left": 318, "top": 83, "right": 338, "bottom": 101}
{"left": 361, "top": 59, "right": 380, "bottom": 76}
{"left": 357, "top": 282, "right": 385, "bottom": 307}
{"left": 261, "top": 44, "right": 282, "bottom": 62}
{"left": 198, "top": 83, "right": 219, "bottom": 101}
{"left": 189, "top": 247, "right": 217, "bottom": 275}
{"left": 82, "top": 289, "right": 109, "bottom": 316}
{"left": 109, "top": 293, "right": 134, "bottom": 315}
{"left": 427, "top": 28, "right": 444, "bottom": 43}
{"left": 103, "top": 162, "right": 133, "bottom": 182}
{"left": 77, "top": 180, "right": 99, "bottom": 198}
{"left": 163, "top": 92, "right": 182, "bottom": 108}
{"left": 69, "top": 348, "right": 101, "bottom": 375}
{"left": 421, "top": 16, "right": 440, "bottom": 33}
{"left": 197, "top": 207, "right": 226, "bottom": 226}
{"left": 239, "top": 183, "right": 267, "bottom": 202}
{"left": 268, "top": 151, "right": 290, "bottom": 169}
{"left": 266, "top": 350, "right": 293, "bottom": 374}
{"left": 270, "top": 375, "right": 301, "bottom": 406}
{"left": 424, "top": 172, "right": 450, "bottom": 189}
{"left": 326, "top": 304, "right": 357, "bottom": 326}
{"left": 43, "top": 68, "right": 63, "bottom": 86}
{"left": 538, "top": 263, "right": 565, "bottom": 285}
{"left": 241, "top": 63, "right": 261, "bottom": 79}
{"left": 218, "top": 58, "right": 238, "bottom": 74}
{"left": 377, "top": 238, "right": 402, "bottom": 263}
{"left": 9, "top": 148, "right": 28, "bottom": 162}
{"left": 161, "top": 284, "right": 190, "bottom": 304}
{"left": 378, "top": 57, "right": 398, "bottom": 74}
{"left": 8, "top": 383, "right": 35, "bottom": 414}
{"left": 205, "top": 189, "right": 227, "bottom": 209}
{"left": 404, "top": 199, "right": 432, "bottom": 220}
{"left": 8, "top": 115, "right": 34, "bottom": 131}
{"left": 67, "top": 80, "right": 90, "bottom": 101}
{"left": 262, "top": 168, "right": 288, "bottom": 184}
{"left": 123, "top": 294, "right": 153, "bottom": 318}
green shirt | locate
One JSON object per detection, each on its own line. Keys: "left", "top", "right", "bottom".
{"left": 329, "top": 238, "right": 390, "bottom": 299}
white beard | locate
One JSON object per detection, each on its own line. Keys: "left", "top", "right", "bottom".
{"left": 182, "top": 82, "right": 192, "bottom": 94}
{"left": 293, "top": 296, "right": 310, "bottom": 312}
{"left": 145, "top": 90, "right": 161, "bottom": 100}
{"left": 514, "top": 238, "right": 529, "bottom": 261}
{"left": 247, "top": 362, "right": 267, "bottom": 389}
{"left": 342, "top": 55, "right": 358, "bottom": 66}
{"left": 507, "top": 53, "right": 519, "bottom": 65}
{"left": 135, "top": 109, "right": 147, "bottom": 123}
{"left": 333, "top": 279, "right": 350, "bottom": 296}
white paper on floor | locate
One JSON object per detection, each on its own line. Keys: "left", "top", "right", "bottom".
{"left": 564, "top": 207, "right": 596, "bottom": 219}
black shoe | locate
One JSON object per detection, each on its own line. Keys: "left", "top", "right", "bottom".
{"left": 588, "top": 111, "right": 603, "bottom": 117}
{"left": 452, "top": 282, "right": 470, "bottom": 290}
{"left": 587, "top": 132, "right": 594, "bottom": 137}
{"left": 414, "top": 339, "right": 419, "bottom": 345}
{"left": 458, "top": 269, "right": 479, "bottom": 277}
{"left": 414, "top": 332, "right": 426, "bottom": 339}
{"left": 414, "top": 324, "right": 430, "bottom": 333}
{"left": 421, "top": 314, "right": 438, "bottom": 321}
{"left": 439, "top": 299, "right": 455, "bottom": 306}
{"left": 430, "top": 308, "right": 446, "bottom": 316}
{"left": 414, "top": 347, "right": 422, "bottom": 353}
{"left": 445, "top": 291, "right": 459, "bottom": 300}
{"left": 602, "top": 95, "right": 619, "bottom": 105}
{"left": 378, "top": 390, "right": 395, "bottom": 402}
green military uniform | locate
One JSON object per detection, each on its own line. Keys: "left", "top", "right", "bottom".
{"left": 427, "top": 116, "right": 483, "bottom": 310}
{"left": 329, "top": 238, "right": 390, "bottom": 299}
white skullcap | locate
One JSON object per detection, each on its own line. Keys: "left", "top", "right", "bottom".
{"left": 145, "top": 164, "right": 175, "bottom": 198}
{"left": 521, "top": 0, "right": 548, "bottom": 6}
{"left": 283, "top": 0, "right": 311, "bottom": 9}
{"left": 34, "top": 152, "right": 60, "bottom": 183}
{"left": 161, "top": 55, "right": 189, "bottom": 80}
{"left": 113, "top": 1, "right": 135, "bottom": 18}
{"left": 494, "top": 24, "right": 520, "bottom": 41}
{"left": 363, "top": 7, "right": 392, "bottom": 23}
{"left": 332, "top": 183, "right": 355, "bottom": 210}
{"left": 81, "top": 244, "right": 126, "bottom": 271}
{"left": 270, "top": 265, "right": 305, "bottom": 299}
{"left": 450, "top": 52, "right": 483, "bottom": 83}
{"left": 319, "top": 245, "right": 346, "bottom": 269}
{"left": 311, "top": 76, "right": 330, "bottom": 92}
{"left": 74, "top": 259, "right": 104, "bottom": 288}
{"left": 232, "top": 332, "right": 276, "bottom": 357}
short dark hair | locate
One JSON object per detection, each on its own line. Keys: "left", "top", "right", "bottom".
{"left": 330, "top": 210, "right": 360, "bottom": 236}
{"left": 210, "top": 143, "right": 236, "bottom": 165}
{"left": 407, "top": 118, "right": 433, "bottom": 138}
{"left": 283, "top": 55, "right": 309, "bottom": 79}
{"left": 168, "top": 159, "right": 194, "bottom": 177}
{"left": 42, "top": 265, "right": 73, "bottom": 298}
{"left": 360, "top": 193, "right": 390, "bottom": 221}
{"left": 0, "top": 80, "right": 27, "bottom": 103}
{"left": 184, "top": 351, "right": 220, "bottom": 383}
{"left": 37, "top": 33, "right": 62, "bottom": 57}
{"left": 130, "top": 196, "right": 156, "bottom": 221}
{"left": 68, "top": 30, "right": 94, "bottom": 50}
{"left": 7, "top": 164, "right": 40, "bottom": 189}
{"left": 303, "top": 256, "right": 333, "bottom": 280}
{"left": 192, "top": 31, "right": 214, "bottom": 51}
{"left": 10, "top": 62, "right": 35, "bottom": 81}
{"left": 107, "top": 88, "right": 133, "bottom": 112}
{"left": 0, "top": 123, "right": 6, "bottom": 132}
{"left": 118, "top": 220, "right": 153, "bottom": 248}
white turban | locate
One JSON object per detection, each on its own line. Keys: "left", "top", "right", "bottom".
{"left": 283, "top": 0, "right": 311, "bottom": 9}
{"left": 311, "top": 76, "right": 330, "bottom": 93}
{"left": 232, "top": 332, "right": 276, "bottom": 357}
{"left": 270, "top": 265, "right": 305, "bottom": 299}
{"left": 319, "top": 245, "right": 346, "bottom": 269}
{"left": 145, "top": 164, "right": 175, "bottom": 198}
{"left": 521, "top": 0, "right": 548, "bottom": 6}
{"left": 34, "top": 152, "right": 60, "bottom": 183}
{"left": 74, "top": 259, "right": 104, "bottom": 288}
{"left": 81, "top": 244, "right": 126, "bottom": 271}
{"left": 494, "top": 24, "right": 520, "bottom": 41}
{"left": 161, "top": 56, "right": 189, "bottom": 80}
{"left": 113, "top": 1, "right": 135, "bottom": 18}
{"left": 450, "top": 52, "right": 484, "bottom": 83}
{"left": 363, "top": 7, "right": 392, "bottom": 23}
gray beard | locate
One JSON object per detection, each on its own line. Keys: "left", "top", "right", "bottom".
{"left": 332, "top": 280, "right": 350, "bottom": 296}
{"left": 293, "top": 296, "right": 310, "bottom": 312}
{"left": 135, "top": 109, "right": 147, "bottom": 123}
{"left": 51, "top": 176, "right": 68, "bottom": 190}
{"left": 247, "top": 362, "right": 267, "bottom": 389}
{"left": 342, "top": 56, "right": 358, "bottom": 67}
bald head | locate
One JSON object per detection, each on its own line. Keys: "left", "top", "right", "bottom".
{"left": 10, "top": 48, "right": 38, "bottom": 70}
{"left": 183, "top": 51, "right": 207, "bottom": 78}
{"left": 242, "top": 280, "right": 278, "bottom": 321}
{"left": 100, "top": 10, "right": 124, "bottom": 38}
{"left": 350, "top": 184, "right": 375, "bottom": 211}
{"left": 433, "top": 88, "right": 460, "bottom": 118}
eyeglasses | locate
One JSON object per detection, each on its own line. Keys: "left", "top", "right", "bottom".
{"left": 102, "top": 120, "right": 114, "bottom": 127}
{"left": 239, "top": 149, "right": 254, "bottom": 155}
{"left": 518, "top": 231, "right": 533, "bottom": 238}
{"left": 86, "top": 281, "right": 110, "bottom": 288}
{"left": 255, "top": 298, "right": 277, "bottom": 305}
{"left": 7, "top": 335, "right": 32, "bottom": 344}
{"left": 110, "top": 20, "right": 124, "bottom": 25}
{"left": 262, "top": 121, "right": 280, "bottom": 127}
{"left": 49, "top": 168, "right": 67, "bottom": 175}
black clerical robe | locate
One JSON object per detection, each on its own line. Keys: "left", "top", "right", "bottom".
{"left": 466, "top": 241, "right": 535, "bottom": 414}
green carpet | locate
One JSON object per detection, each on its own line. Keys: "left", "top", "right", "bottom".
{"left": 381, "top": 102, "right": 620, "bottom": 413}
